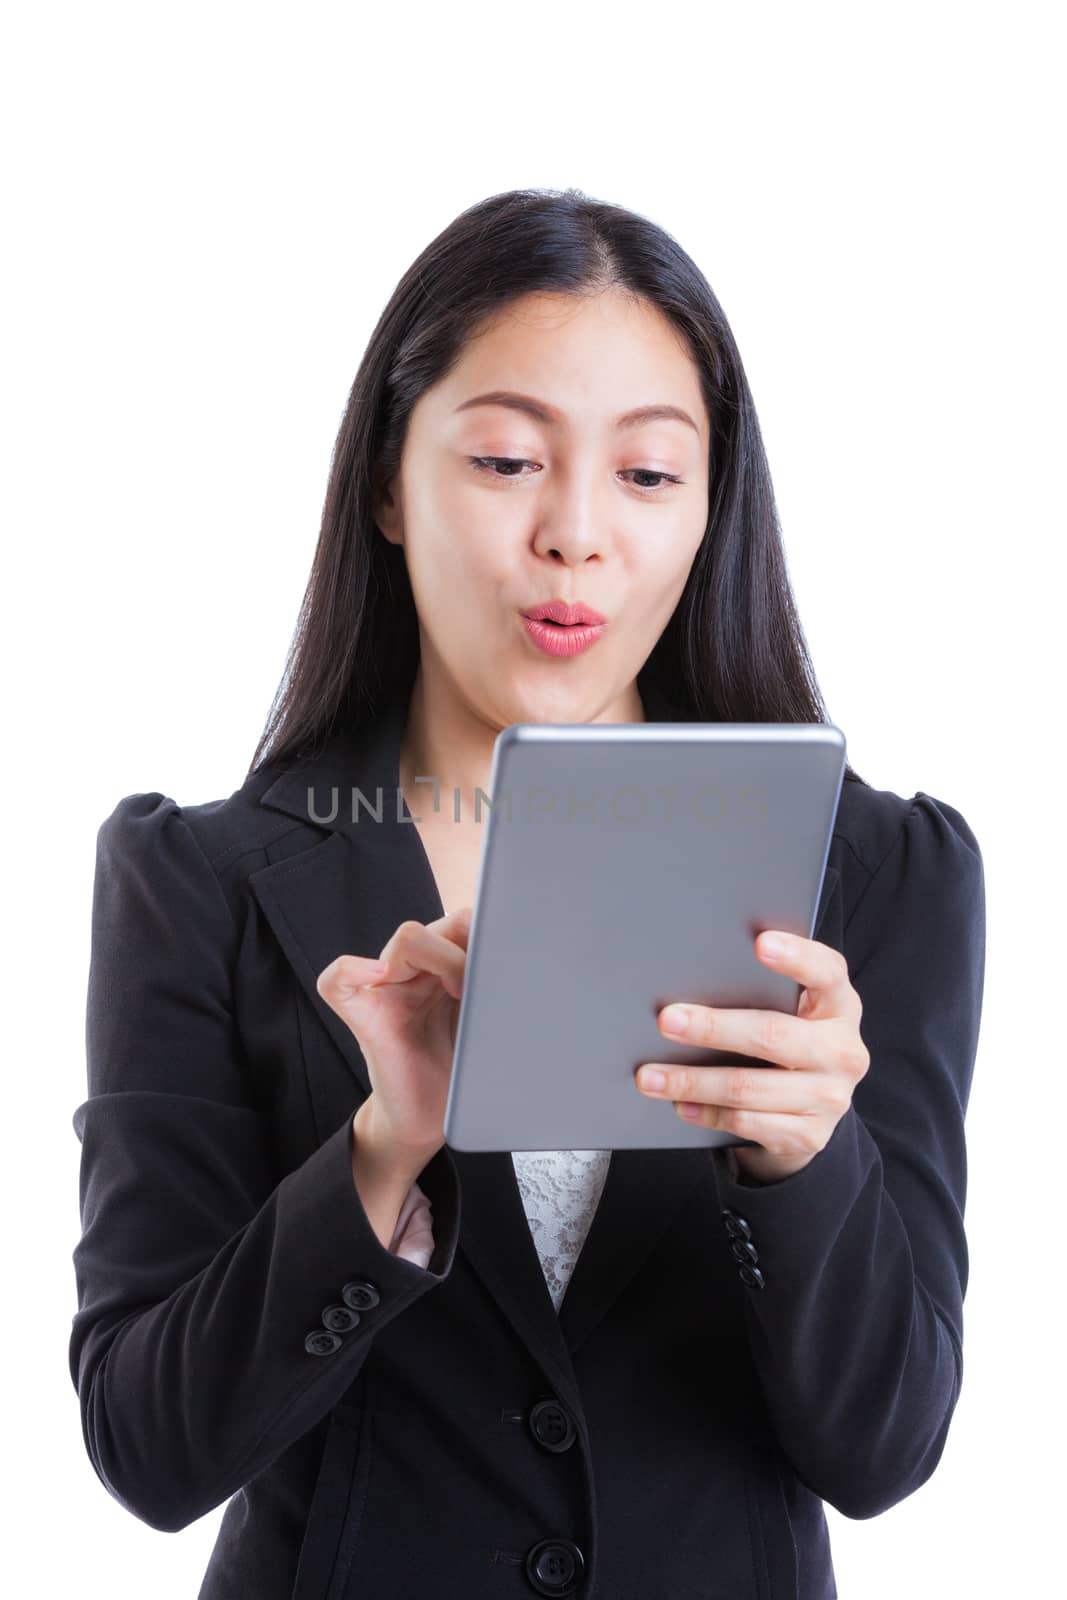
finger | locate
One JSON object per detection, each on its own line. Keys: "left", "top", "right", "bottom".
{"left": 317, "top": 953, "right": 386, "bottom": 994}
{"left": 393, "top": 908, "right": 473, "bottom": 997}
{"left": 376, "top": 919, "right": 468, "bottom": 992}
{"left": 425, "top": 904, "right": 474, "bottom": 952}
{"left": 636, "top": 1059, "right": 848, "bottom": 1115}
{"left": 755, "top": 931, "right": 860, "bottom": 1019}
{"left": 671, "top": 1104, "right": 829, "bottom": 1154}
{"left": 657, "top": 1001, "right": 822, "bottom": 1071}
{"left": 316, "top": 912, "right": 473, "bottom": 1008}
{"left": 316, "top": 954, "right": 393, "bottom": 1018}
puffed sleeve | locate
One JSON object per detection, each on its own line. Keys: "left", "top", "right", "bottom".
{"left": 709, "top": 792, "right": 986, "bottom": 1519}
{"left": 69, "top": 794, "right": 461, "bottom": 1534}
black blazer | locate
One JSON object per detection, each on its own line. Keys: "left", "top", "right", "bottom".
{"left": 69, "top": 680, "right": 986, "bottom": 1600}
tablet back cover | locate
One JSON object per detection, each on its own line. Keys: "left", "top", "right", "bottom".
{"left": 444, "top": 721, "right": 845, "bottom": 1152}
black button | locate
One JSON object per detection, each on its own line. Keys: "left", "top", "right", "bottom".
{"left": 529, "top": 1399, "right": 576, "bottom": 1453}
{"left": 322, "top": 1304, "right": 361, "bottom": 1333}
{"left": 342, "top": 1280, "right": 381, "bottom": 1311}
{"left": 722, "top": 1208, "right": 752, "bottom": 1240}
{"left": 729, "top": 1239, "right": 759, "bottom": 1267}
{"left": 304, "top": 1329, "right": 343, "bottom": 1356}
{"left": 739, "top": 1264, "right": 766, "bottom": 1291}
{"left": 524, "top": 1537, "right": 585, "bottom": 1596}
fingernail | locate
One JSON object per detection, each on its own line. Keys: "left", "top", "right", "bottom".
{"left": 678, "top": 1102, "right": 702, "bottom": 1120}
{"left": 639, "top": 1067, "right": 667, "bottom": 1092}
{"left": 661, "top": 1005, "right": 690, "bottom": 1035}
{"left": 760, "top": 934, "right": 785, "bottom": 961}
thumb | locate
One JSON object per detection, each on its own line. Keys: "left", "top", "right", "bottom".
{"left": 316, "top": 954, "right": 387, "bottom": 1012}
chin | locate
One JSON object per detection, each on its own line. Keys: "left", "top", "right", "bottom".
{"left": 504, "top": 684, "right": 605, "bottom": 727}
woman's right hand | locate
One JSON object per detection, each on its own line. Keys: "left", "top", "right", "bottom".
{"left": 316, "top": 907, "right": 472, "bottom": 1160}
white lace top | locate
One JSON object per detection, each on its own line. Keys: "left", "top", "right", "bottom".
{"left": 509, "top": 1149, "right": 613, "bottom": 1310}
{"left": 387, "top": 1150, "right": 612, "bottom": 1312}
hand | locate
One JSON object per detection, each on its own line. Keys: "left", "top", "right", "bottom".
{"left": 634, "top": 930, "right": 870, "bottom": 1184}
{"left": 317, "top": 906, "right": 472, "bottom": 1160}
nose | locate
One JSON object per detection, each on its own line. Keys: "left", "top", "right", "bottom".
{"left": 532, "top": 514, "right": 605, "bottom": 567}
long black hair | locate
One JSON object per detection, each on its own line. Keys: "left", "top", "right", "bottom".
{"left": 247, "top": 185, "right": 865, "bottom": 787}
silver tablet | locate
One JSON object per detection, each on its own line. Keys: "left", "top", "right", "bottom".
{"left": 443, "top": 719, "right": 846, "bottom": 1152}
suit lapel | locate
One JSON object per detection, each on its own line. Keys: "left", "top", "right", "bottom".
{"left": 246, "top": 684, "right": 841, "bottom": 1388}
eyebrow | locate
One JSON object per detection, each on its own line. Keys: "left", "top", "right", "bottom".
{"left": 452, "top": 389, "right": 701, "bottom": 437}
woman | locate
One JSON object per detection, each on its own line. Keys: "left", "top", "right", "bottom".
{"left": 69, "top": 187, "right": 986, "bottom": 1599}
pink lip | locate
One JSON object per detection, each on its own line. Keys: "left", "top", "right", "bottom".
{"left": 520, "top": 615, "right": 607, "bottom": 658}
{"left": 521, "top": 599, "right": 607, "bottom": 627}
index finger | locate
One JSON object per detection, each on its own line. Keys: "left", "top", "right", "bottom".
{"left": 369, "top": 915, "right": 470, "bottom": 993}
{"left": 426, "top": 904, "right": 474, "bottom": 952}
{"left": 758, "top": 930, "right": 858, "bottom": 1015}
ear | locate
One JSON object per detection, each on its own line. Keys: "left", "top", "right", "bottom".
{"left": 370, "top": 464, "right": 404, "bottom": 547}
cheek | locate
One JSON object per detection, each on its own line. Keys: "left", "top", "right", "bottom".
{"left": 405, "top": 520, "right": 514, "bottom": 623}
{"left": 624, "top": 520, "right": 703, "bottom": 601}
{"left": 657, "top": 517, "right": 706, "bottom": 599}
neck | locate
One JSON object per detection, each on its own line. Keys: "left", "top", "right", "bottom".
{"left": 396, "top": 668, "right": 647, "bottom": 828}
{"left": 397, "top": 674, "right": 498, "bottom": 827}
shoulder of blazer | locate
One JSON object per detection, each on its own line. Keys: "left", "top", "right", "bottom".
{"left": 163, "top": 702, "right": 403, "bottom": 883}
{"left": 832, "top": 775, "right": 913, "bottom": 881}
{"left": 162, "top": 763, "right": 327, "bottom": 886}
{"left": 828, "top": 775, "right": 981, "bottom": 937}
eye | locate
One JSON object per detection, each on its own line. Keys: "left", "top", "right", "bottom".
{"left": 626, "top": 468, "right": 684, "bottom": 493}
{"left": 468, "top": 456, "right": 535, "bottom": 481}
{"left": 466, "top": 457, "right": 684, "bottom": 494}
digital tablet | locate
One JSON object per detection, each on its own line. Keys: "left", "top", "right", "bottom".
{"left": 442, "top": 719, "right": 846, "bottom": 1152}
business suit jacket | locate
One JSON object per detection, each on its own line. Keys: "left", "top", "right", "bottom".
{"left": 69, "top": 678, "right": 987, "bottom": 1600}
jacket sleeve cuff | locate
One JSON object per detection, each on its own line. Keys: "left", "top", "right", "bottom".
{"left": 709, "top": 1103, "right": 879, "bottom": 1258}
{"left": 287, "top": 1114, "right": 461, "bottom": 1310}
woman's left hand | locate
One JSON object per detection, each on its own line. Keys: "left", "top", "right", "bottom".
{"left": 635, "top": 930, "right": 871, "bottom": 1185}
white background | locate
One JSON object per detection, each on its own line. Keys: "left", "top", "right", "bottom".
{"left": 5, "top": 2, "right": 1063, "bottom": 1594}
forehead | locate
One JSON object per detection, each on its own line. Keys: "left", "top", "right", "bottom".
{"left": 419, "top": 289, "right": 709, "bottom": 446}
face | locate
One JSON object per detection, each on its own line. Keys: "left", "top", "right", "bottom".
{"left": 374, "top": 288, "right": 711, "bottom": 729}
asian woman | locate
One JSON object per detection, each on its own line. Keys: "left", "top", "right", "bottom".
{"left": 69, "top": 185, "right": 986, "bottom": 1600}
